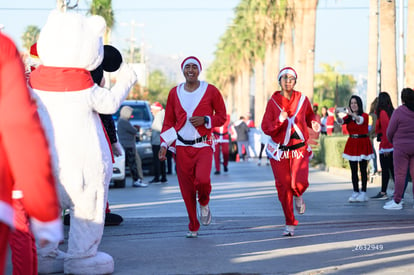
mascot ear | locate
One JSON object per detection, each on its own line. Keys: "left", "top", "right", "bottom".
{"left": 102, "top": 45, "right": 123, "bottom": 72}
{"left": 87, "top": 15, "right": 106, "bottom": 38}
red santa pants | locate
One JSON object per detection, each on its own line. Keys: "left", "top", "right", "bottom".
{"left": 176, "top": 146, "right": 213, "bottom": 232}
{"left": 214, "top": 142, "right": 229, "bottom": 171}
{"left": 0, "top": 222, "right": 10, "bottom": 274}
{"left": 9, "top": 198, "right": 37, "bottom": 275}
{"left": 270, "top": 147, "right": 310, "bottom": 226}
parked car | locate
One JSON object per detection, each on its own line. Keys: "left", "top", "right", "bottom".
{"left": 110, "top": 100, "right": 154, "bottom": 188}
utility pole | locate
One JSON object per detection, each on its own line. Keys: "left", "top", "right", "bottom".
{"left": 121, "top": 20, "right": 144, "bottom": 63}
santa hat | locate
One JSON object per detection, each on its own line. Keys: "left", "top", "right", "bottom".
{"left": 151, "top": 102, "right": 163, "bottom": 110}
{"left": 328, "top": 107, "right": 335, "bottom": 116}
{"left": 90, "top": 45, "right": 123, "bottom": 84}
{"left": 278, "top": 66, "right": 297, "bottom": 81}
{"left": 29, "top": 43, "right": 41, "bottom": 71}
{"left": 181, "top": 56, "right": 202, "bottom": 73}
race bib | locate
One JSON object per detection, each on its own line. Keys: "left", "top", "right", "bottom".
{"left": 266, "top": 139, "right": 281, "bottom": 161}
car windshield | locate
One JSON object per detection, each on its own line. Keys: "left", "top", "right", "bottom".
{"left": 113, "top": 104, "right": 151, "bottom": 122}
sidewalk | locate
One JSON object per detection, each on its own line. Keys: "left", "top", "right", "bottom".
{"left": 6, "top": 160, "right": 414, "bottom": 274}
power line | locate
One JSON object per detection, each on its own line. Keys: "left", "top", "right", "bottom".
{"left": 0, "top": 6, "right": 373, "bottom": 12}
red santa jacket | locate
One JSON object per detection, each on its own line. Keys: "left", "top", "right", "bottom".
{"left": 0, "top": 33, "right": 60, "bottom": 228}
{"left": 375, "top": 110, "right": 393, "bottom": 152}
{"left": 261, "top": 90, "right": 316, "bottom": 146}
{"left": 160, "top": 82, "right": 227, "bottom": 147}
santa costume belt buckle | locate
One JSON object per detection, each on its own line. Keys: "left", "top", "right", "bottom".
{"left": 177, "top": 134, "right": 208, "bottom": 145}
{"left": 279, "top": 142, "right": 306, "bottom": 151}
{"left": 349, "top": 134, "right": 368, "bottom": 138}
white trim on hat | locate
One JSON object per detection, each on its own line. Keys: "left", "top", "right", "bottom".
{"left": 278, "top": 68, "right": 297, "bottom": 81}
{"left": 182, "top": 58, "right": 201, "bottom": 72}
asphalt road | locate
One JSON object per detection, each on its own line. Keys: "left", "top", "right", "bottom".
{"left": 6, "top": 159, "right": 414, "bottom": 275}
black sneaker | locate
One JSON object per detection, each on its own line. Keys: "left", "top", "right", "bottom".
{"left": 214, "top": 171, "right": 220, "bottom": 175}
{"left": 370, "top": 192, "right": 388, "bottom": 200}
{"left": 160, "top": 178, "right": 168, "bottom": 183}
{"left": 149, "top": 178, "right": 160, "bottom": 184}
{"left": 223, "top": 165, "right": 228, "bottom": 172}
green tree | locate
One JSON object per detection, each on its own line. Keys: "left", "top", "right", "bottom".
{"left": 147, "top": 70, "right": 174, "bottom": 105}
{"left": 89, "top": 0, "right": 114, "bottom": 44}
{"left": 313, "top": 63, "right": 355, "bottom": 108}
{"left": 21, "top": 25, "right": 40, "bottom": 51}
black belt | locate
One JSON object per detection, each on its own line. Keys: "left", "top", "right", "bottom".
{"left": 213, "top": 132, "right": 228, "bottom": 136}
{"left": 279, "top": 142, "right": 306, "bottom": 151}
{"left": 349, "top": 134, "right": 368, "bottom": 138}
{"left": 177, "top": 134, "right": 208, "bottom": 145}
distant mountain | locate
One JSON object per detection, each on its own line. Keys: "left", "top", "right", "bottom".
{"left": 146, "top": 52, "right": 211, "bottom": 83}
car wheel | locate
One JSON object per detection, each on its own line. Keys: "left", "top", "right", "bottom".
{"left": 112, "top": 178, "right": 126, "bottom": 188}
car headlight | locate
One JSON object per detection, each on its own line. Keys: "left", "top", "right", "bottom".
{"left": 139, "top": 127, "right": 152, "bottom": 142}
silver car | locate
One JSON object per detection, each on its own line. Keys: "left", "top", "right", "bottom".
{"left": 110, "top": 100, "right": 154, "bottom": 188}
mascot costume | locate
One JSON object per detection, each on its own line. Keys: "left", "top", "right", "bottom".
{"left": 29, "top": 10, "right": 137, "bottom": 274}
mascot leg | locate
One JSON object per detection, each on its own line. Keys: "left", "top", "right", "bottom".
{"left": 63, "top": 177, "right": 114, "bottom": 275}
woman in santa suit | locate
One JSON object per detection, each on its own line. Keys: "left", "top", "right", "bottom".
{"left": 335, "top": 95, "right": 374, "bottom": 203}
{"left": 262, "top": 67, "right": 320, "bottom": 237}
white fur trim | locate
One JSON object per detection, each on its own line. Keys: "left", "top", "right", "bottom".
{"left": 12, "top": 190, "right": 23, "bottom": 199}
{"left": 161, "top": 127, "right": 177, "bottom": 146}
{"left": 278, "top": 68, "right": 297, "bottom": 81}
{"left": 356, "top": 115, "right": 364, "bottom": 125}
{"left": 342, "top": 153, "right": 375, "bottom": 161}
{"left": 182, "top": 58, "right": 201, "bottom": 72}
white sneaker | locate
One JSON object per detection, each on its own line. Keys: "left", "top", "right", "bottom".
{"left": 199, "top": 204, "right": 212, "bottom": 225}
{"left": 186, "top": 231, "right": 198, "bottom": 238}
{"left": 386, "top": 198, "right": 404, "bottom": 205}
{"left": 133, "top": 179, "right": 148, "bottom": 187}
{"left": 356, "top": 191, "right": 368, "bottom": 202}
{"left": 348, "top": 192, "right": 359, "bottom": 202}
{"left": 383, "top": 200, "right": 403, "bottom": 210}
{"left": 282, "top": 225, "right": 295, "bottom": 236}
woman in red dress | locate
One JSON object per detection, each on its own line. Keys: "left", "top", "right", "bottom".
{"left": 262, "top": 67, "right": 320, "bottom": 237}
{"left": 336, "top": 95, "right": 374, "bottom": 202}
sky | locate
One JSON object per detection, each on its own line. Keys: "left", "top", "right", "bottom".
{"left": 0, "top": 0, "right": 406, "bottom": 78}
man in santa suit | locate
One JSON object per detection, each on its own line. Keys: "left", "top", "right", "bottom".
{"left": 159, "top": 56, "right": 227, "bottom": 238}
{"left": 262, "top": 67, "right": 320, "bottom": 237}
{"left": 213, "top": 114, "right": 231, "bottom": 174}
{"left": 326, "top": 107, "right": 335, "bottom": 135}
{"left": 0, "top": 32, "right": 62, "bottom": 274}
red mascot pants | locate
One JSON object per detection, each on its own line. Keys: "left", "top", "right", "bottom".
{"left": 176, "top": 146, "right": 213, "bottom": 232}
{"left": 270, "top": 147, "right": 310, "bottom": 226}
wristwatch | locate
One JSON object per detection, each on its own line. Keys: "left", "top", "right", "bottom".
{"left": 204, "top": 116, "right": 209, "bottom": 124}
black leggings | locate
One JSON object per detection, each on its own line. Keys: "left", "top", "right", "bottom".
{"left": 379, "top": 152, "right": 395, "bottom": 193}
{"left": 349, "top": 160, "right": 368, "bottom": 192}
{"left": 258, "top": 143, "right": 265, "bottom": 160}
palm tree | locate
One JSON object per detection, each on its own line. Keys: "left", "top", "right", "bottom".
{"left": 301, "top": 0, "right": 318, "bottom": 100}
{"left": 21, "top": 25, "right": 40, "bottom": 51}
{"left": 367, "top": 0, "right": 379, "bottom": 111}
{"left": 89, "top": 0, "right": 114, "bottom": 44}
{"left": 379, "top": 0, "right": 398, "bottom": 106}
